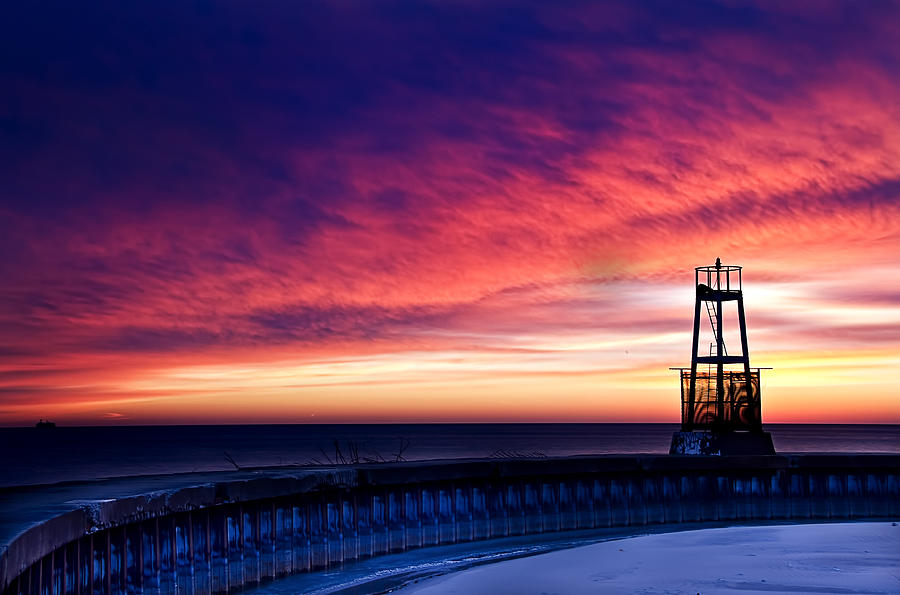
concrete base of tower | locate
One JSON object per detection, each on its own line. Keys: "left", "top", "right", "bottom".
{"left": 669, "top": 431, "right": 776, "bottom": 456}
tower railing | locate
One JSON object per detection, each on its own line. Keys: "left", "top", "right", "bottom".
{"left": 695, "top": 262, "right": 742, "bottom": 293}
{"left": 672, "top": 368, "right": 763, "bottom": 431}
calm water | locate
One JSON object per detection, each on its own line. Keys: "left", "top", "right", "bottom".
{"left": 1, "top": 423, "right": 898, "bottom": 488}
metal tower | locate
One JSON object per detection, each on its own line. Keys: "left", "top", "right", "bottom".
{"left": 670, "top": 258, "right": 775, "bottom": 455}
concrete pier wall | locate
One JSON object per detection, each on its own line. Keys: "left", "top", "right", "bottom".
{"left": 1, "top": 454, "right": 897, "bottom": 594}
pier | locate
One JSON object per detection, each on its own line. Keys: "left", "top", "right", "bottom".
{"left": 1, "top": 454, "right": 898, "bottom": 594}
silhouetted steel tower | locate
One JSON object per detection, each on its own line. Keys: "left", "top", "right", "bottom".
{"left": 670, "top": 258, "right": 774, "bottom": 455}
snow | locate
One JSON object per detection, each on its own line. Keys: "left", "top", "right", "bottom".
{"left": 398, "top": 522, "right": 900, "bottom": 594}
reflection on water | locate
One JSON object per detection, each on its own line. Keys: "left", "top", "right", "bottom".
{"left": 1, "top": 423, "right": 897, "bottom": 487}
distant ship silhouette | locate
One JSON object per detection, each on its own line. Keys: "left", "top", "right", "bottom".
{"left": 35, "top": 419, "right": 56, "bottom": 429}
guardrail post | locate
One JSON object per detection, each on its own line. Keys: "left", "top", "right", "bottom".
{"left": 541, "top": 481, "right": 559, "bottom": 532}
{"left": 644, "top": 476, "right": 664, "bottom": 524}
{"left": 697, "top": 475, "right": 716, "bottom": 521}
{"left": 259, "top": 503, "right": 275, "bottom": 582}
{"left": 487, "top": 482, "right": 507, "bottom": 538}
{"left": 290, "top": 500, "right": 310, "bottom": 573}
{"left": 789, "top": 472, "right": 810, "bottom": 519}
{"left": 274, "top": 500, "right": 293, "bottom": 578}
{"left": 209, "top": 509, "right": 227, "bottom": 594}
{"left": 471, "top": 484, "right": 489, "bottom": 540}
{"left": 716, "top": 476, "right": 735, "bottom": 521}
{"left": 437, "top": 487, "right": 454, "bottom": 544}
{"left": 867, "top": 472, "right": 888, "bottom": 517}
{"left": 191, "top": 511, "right": 210, "bottom": 595}
{"left": 91, "top": 531, "right": 107, "bottom": 595}
{"left": 523, "top": 482, "right": 541, "bottom": 534}
{"left": 387, "top": 490, "right": 404, "bottom": 553}
{"left": 888, "top": 472, "right": 899, "bottom": 516}
{"left": 225, "top": 506, "right": 242, "bottom": 590}
{"left": 404, "top": 489, "right": 422, "bottom": 548}
{"left": 662, "top": 476, "right": 681, "bottom": 524}
{"left": 341, "top": 495, "right": 358, "bottom": 562}
{"left": 371, "top": 493, "right": 387, "bottom": 556}
{"left": 420, "top": 486, "right": 438, "bottom": 546}
{"left": 326, "top": 498, "right": 343, "bottom": 565}
{"left": 242, "top": 504, "right": 260, "bottom": 585}
{"left": 627, "top": 476, "right": 645, "bottom": 526}
{"left": 575, "top": 479, "right": 593, "bottom": 529}
{"left": 609, "top": 477, "right": 628, "bottom": 526}
{"left": 507, "top": 482, "right": 525, "bottom": 536}
{"left": 455, "top": 484, "right": 472, "bottom": 542}
{"left": 124, "top": 523, "right": 140, "bottom": 594}
{"left": 353, "top": 495, "right": 371, "bottom": 560}
{"left": 592, "top": 478, "right": 611, "bottom": 527}
{"left": 826, "top": 474, "right": 848, "bottom": 518}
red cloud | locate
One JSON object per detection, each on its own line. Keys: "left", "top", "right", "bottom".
{"left": 2, "top": 1, "right": 899, "bottom": 423}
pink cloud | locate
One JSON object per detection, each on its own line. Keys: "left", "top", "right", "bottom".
{"left": 2, "top": 1, "right": 899, "bottom": 423}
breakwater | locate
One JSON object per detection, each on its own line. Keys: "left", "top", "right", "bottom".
{"left": 2, "top": 454, "right": 898, "bottom": 594}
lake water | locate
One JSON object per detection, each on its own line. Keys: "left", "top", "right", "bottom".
{"left": 1, "top": 423, "right": 898, "bottom": 488}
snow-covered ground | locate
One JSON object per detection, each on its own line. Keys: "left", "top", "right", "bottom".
{"left": 398, "top": 522, "right": 899, "bottom": 595}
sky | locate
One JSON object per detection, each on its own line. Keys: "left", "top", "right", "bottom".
{"left": 1, "top": 1, "right": 899, "bottom": 426}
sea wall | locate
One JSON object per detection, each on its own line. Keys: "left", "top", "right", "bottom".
{"left": 1, "top": 454, "right": 898, "bottom": 595}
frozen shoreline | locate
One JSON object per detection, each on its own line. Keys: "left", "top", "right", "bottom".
{"left": 397, "top": 522, "right": 900, "bottom": 595}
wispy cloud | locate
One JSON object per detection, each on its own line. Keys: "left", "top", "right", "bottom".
{"left": 1, "top": 1, "right": 899, "bottom": 423}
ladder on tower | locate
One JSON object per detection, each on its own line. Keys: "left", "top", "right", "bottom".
{"left": 705, "top": 300, "right": 726, "bottom": 409}
{"left": 705, "top": 300, "right": 727, "bottom": 356}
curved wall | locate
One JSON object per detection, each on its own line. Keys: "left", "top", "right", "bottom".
{"left": 2, "top": 454, "right": 898, "bottom": 595}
